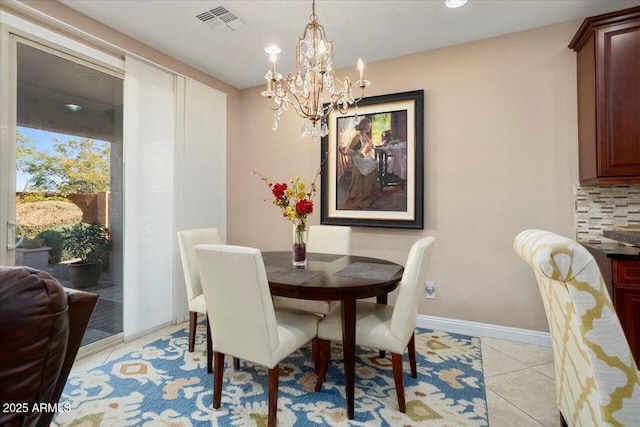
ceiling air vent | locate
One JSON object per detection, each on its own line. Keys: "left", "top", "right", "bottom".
{"left": 196, "top": 4, "right": 246, "bottom": 33}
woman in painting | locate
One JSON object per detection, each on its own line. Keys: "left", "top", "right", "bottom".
{"left": 342, "top": 117, "right": 380, "bottom": 209}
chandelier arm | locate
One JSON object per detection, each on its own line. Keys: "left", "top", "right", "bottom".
{"left": 336, "top": 101, "right": 350, "bottom": 115}
{"left": 284, "top": 90, "right": 315, "bottom": 120}
{"left": 266, "top": 100, "right": 282, "bottom": 111}
{"left": 272, "top": 73, "right": 294, "bottom": 98}
{"left": 353, "top": 86, "right": 367, "bottom": 103}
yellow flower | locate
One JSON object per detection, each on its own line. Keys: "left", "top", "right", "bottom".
{"left": 285, "top": 188, "right": 294, "bottom": 198}
{"left": 296, "top": 191, "right": 306, "bottom": 200}
{"left": 285, "top": 205, "right": 295, "bottom": 218}
{"left": 298, "top": 182, "right": 306, "bottom": 192}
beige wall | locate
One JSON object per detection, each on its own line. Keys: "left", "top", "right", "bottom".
{"left": 8, "top": 0, "right": 580, "bottom": 332}
{"left": 231, "top": 20, "right": 580, "bottom": 332}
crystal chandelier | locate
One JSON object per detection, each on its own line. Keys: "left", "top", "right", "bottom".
{"left": 262, "top": 0, "right": 370, "bottom": 140}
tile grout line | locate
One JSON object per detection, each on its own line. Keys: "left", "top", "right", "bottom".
{"left": 486, "top": 386, "right": 547, "bottom": 427}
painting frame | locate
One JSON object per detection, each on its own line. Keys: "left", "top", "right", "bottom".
{"left": 320, "top": 89, "right": 424, "bottom": 229}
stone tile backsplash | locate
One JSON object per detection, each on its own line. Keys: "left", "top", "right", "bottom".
{"left": 576, "top": 184, "right": 640, "bottom": 243}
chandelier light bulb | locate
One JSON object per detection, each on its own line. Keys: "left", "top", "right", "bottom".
{"left": 318, "top": 40, "right": 326, "bottom": 54}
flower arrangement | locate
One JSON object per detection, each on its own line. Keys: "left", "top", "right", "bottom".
{"left": 253, "top": 162, "right": 323, "bottom": 266}
{"left": 253, "top": 171, "right": 319, "bottom": 229}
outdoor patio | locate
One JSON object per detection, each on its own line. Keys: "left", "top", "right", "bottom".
{"left": 44, "top": 263, "right": 122, "bottom": 346}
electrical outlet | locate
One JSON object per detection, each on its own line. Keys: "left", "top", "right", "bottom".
{"left": 425, "top": 281, "right": 435, "bottom": 299}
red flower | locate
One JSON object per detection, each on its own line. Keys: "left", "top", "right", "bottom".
{"left": 295, "top": 199, "right": 314, "bottom": 216}
{"left": 272, "top": 183, "right": 287, "bottom": 200}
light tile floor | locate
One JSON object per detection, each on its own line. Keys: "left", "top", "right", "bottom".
{"left": 483, "top": 337, "right": 558, "bottom": 426}
{"left": 56, "top": 323, "right": 559, "bottom": 426}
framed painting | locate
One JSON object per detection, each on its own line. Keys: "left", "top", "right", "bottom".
{"left": 320, "top": 90, "right": 424, "bottom": 229}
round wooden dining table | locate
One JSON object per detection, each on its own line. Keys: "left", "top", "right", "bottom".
{"left": 262, "top": 251, "right": 404, "bottom": 420}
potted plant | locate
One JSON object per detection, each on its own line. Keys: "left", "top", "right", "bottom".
{"left": 63, "top": 222, "right": 110, "bottom": 288}
{"left": 20, "top": 238, "right": 45, "bottom": 249}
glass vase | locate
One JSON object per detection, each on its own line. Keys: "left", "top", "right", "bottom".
{"left": 292, "top": 223, "right": 307, "bottom": 267}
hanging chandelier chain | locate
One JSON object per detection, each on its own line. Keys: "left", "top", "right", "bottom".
{"left": 310, "top": 0, "right": 317, "bottom": 22}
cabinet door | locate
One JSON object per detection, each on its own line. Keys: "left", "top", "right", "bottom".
{"left": 614, "top": 284, "right": 640, "bottom": 367}
{"left": 597, "top": 20, "right": 640, "bottom": 177}
{"left": 613, "top": 259, "right": 640, "bottom": 284}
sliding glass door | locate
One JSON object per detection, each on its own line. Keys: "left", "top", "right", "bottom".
{"left": 1, "top": 30, "right": 124, "bottom": 348}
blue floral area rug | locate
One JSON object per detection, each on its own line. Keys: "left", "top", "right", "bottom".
{"left": 56, "top": 324, "right": 487, "bottom": 426}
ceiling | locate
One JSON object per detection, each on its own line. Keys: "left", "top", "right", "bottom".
{"left": 57, "top": 0, "right": 640, "bottom": 90}
{"left": 17, "top": 41, "right": 122, "bottom": 141}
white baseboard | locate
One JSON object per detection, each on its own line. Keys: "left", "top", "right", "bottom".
{"left": 416, "top": 314, "right": 552, "bottom": 347}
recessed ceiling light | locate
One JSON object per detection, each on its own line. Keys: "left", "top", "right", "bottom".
{"left": 76, "top": 72, "right": 102, "bottom": 82}
{"left": 65, "top": 103, "right": 82, "bottom": 112}
{"left": 445, "top": 0, "right": 469, "bottom": 8}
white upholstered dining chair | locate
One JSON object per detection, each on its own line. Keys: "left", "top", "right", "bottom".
{"left": 177, "top": 227, "right": 221, "bottom": 352}
{"left": 307, "top": 225, "right": 352, "bottom": 255}
{"left": 514, "top": 229, "right": 639, "bottom": 427}
{"left": 273, "top": 225, "right": 352, "bottom": 315}
{"left": 314, "top": 236, "right": 436, "bottom": 413}
{"left": 195, "top": 244, "right": 320, "bottom": 427}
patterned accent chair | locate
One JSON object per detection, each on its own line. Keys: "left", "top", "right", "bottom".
{"left": 514, "top": 229, "right": 640, "bottom": 426}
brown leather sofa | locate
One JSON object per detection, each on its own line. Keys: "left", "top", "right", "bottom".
{"left": 0, "top": 267, "right": 98, "bottom": 427}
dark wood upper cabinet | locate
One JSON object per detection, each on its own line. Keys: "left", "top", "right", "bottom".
{"left": 569, "top": 7, "right": 640, "bottom": 185}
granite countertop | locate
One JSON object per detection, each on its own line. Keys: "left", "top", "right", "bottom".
{"left": 580, "top": 240, "right": 640, "bottom": 260}
{"left": 603, "top": 230, "right": 640, "bottom": 247}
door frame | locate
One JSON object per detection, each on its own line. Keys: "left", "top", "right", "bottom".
{"left": 0, "top": 25, "right": 18, "bottom": 265}
{"left": 0, "top": 12, "right": 124, "bottom": 265}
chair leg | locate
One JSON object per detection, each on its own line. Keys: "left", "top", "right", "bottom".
{"left": 188, "top": 311, "right": 198, "bottom": 352}
{"left": 311, "top": 337, "right": 320, "bottom": 374}
{"left": 268, "top": 365, "right": 279, "bottom": 427}
{"left": 206, "top": 317, "right": 213, "bottom": 374}
{"left": 315, "top": 338, "right": 330, "bottom": 392}
{"left": 213, "top": 352, "right": 225, "bottom": 409}
{"left": 408, "top": 333, "right": 417, "bottom": 378}
{"left": 392, "top": 352, "right": 406, "bottom": 413}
